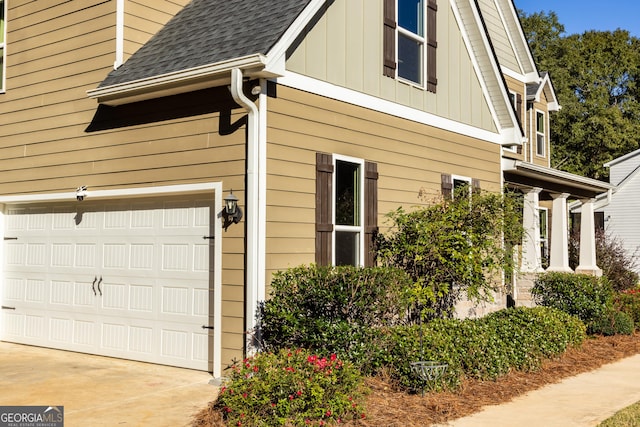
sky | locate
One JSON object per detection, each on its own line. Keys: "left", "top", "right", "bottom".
{"left": 514, "top": 0, "right": 640, "bottom": 38}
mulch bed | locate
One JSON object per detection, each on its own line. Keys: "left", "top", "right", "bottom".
{"left": 192, "top": 333, "right": 640, "bottom": 427}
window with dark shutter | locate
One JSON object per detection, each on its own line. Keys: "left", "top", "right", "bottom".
{"left": 426, "top": 0, "right": 438, "bottom": 92}
{"left": 316, "top": 153, "right": 378, "bottom": 267}
{"left": 383, "top": 0, "right": 437, "bottom": 89}
{"left": 316, "top": 153, "right": 333, "bottom": 266}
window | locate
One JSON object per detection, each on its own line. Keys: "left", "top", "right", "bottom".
{"left": 539, "top": 207, "right": 549, "bottom": 268}
{"left": 383, "top": 0, "right": 437, "bottom": 92}
{"left": 334, "top": 158, "right": 364, "bottom": 266}
{"left": 536, "top": 111, "right": 546, "bottom": 156}
{"left": 0, "top": 0, "right": 5, "bottom": 92}
{"left": 441, "top": 174, "right": 480, "bottom": 199}
{"left": 316, "top": 153, "right": 378, "bottom": 267}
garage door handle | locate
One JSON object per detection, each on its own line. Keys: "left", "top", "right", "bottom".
{"left": 92, "top": 277, "right": 97, "bottom": 296}
{"left": 97, "top": 276, "right": 103, "bottom": 296}
{"left": 1, "top": 306, "right": 16, "bottom": 310}
{"left": 202, "top": 325, "right": 214, "bottom": 330}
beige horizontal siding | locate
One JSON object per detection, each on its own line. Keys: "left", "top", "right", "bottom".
{"left": 265, "top": 85, "right": 502, "bottom": 279}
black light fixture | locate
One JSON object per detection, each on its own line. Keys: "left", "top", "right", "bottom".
{"left": 224, "top": 190, "right": 243, "bottom": 224}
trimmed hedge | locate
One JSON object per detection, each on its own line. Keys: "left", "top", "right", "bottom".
{"left": 589, "top": 309, "right": 634, "bottom": 336}
{"left": 531, "top": 272, "right": 613, "bottom": 325}
{"left": 258, "top": 265, "right": 414, "bottom": 374}
{"left": 385, "top": 306, "right": 586, "bottom": 391}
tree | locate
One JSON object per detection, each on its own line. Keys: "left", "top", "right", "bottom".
{"left": 519, "top": 10, "right": 640, "bottom": 180}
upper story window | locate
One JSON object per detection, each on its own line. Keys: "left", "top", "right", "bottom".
{"left": 536, "top": 110, "right": 546, "bottom": 156}
{"left": 383, "top": 0, "right": 438, "bottom": 92}
{"left": 397, "top": 0, "right": 424, "bottom": 85}
{"left": 1, "top": 0, "right": 5, "bottom": 92}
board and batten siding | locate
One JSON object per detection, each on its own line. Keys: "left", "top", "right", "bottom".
{"left": 476, "top": 0, "right": 520, "bottom": 73}
{"left": 1, "top": 1, "right": 248, "bottom": 371}
{"left": 286, "top": 0, "right": 496, "bottom": 133}
{"left": 264, "top": 85, "right": 502, "bottom": 285}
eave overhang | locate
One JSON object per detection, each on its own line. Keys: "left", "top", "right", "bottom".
{"left": 503, "top": 159, "right": 614, "bottom": 199}
{"left": 87, "top": 54, "right": 276, "bottom": 106}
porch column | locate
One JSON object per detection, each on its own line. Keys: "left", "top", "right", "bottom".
{"left": 575, "top": 198, "right": 603, "bottom": 276}
{"left": 547, "top": 193, "right": 573, "bottom": 272}
{"left": 521, "top": 187, "right": 544, "bottom": 272}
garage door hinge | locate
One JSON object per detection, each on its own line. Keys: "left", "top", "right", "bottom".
{"left": 201, "top": 325, "right": 214, "bottom": 330}
{"left": 3, "top": 237, "right": 17, "bottom": 240}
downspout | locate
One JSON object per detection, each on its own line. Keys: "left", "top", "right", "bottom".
{"left": 114, "top": 0, "right": 124, "bottom": 69}
{"left": 230, "top": 68, "right": 262, "bottom": 353}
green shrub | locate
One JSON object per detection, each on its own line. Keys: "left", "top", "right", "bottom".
{"left": 588, "top": 309, "right": 635, "bottom": 336}
{"left": 531, "top": 272, "right": 613, "bottom": 324}
{"left": 615, "top": 289, "right": 640, "bottom": 329}
{"left": 258, "top": 265, "right": 413, "bottom": 374}
{"left": 385, "top": 307, "right": 586, "bottom": 392}
{"left": 376, "top": 189, "right": 523, "bottom": 321}
{"left": 214, "top": 348, "right": 367, "bottom": 427}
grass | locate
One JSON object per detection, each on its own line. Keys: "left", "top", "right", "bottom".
{"left": 599, "top": 401, "right": 640, "bottom": 426}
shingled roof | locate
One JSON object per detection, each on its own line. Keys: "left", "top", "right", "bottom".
{"left": 98, "top": 0, "right": 312, "bottom": 88}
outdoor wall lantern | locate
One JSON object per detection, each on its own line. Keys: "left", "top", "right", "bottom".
{"left": 224, "top": 190, "right": 243, "bottom": 224}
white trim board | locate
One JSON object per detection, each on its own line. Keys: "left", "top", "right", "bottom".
{"left": 278, "top": 72, "right": 508, "bottom": 145}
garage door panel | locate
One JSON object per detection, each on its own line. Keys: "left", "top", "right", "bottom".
{"left": 2, "top": 196, "right": 214, "bottom": 371}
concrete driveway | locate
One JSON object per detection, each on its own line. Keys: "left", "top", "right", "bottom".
{"left": 0, "top": 342, "right": 218, "bottom": 426}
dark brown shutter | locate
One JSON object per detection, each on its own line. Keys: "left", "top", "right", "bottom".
{"left": 426, "top": 0, "right": 438, "bottom": 92}
{"left": 472, "top": 178, "right": 481, "bottom": 195}
{"left": 316, "top": 153, "right": 334, "bottom": 266}
{"left": 516, "top": 93, "right": 523, "bottom": 122}
{"left": 441, "top": 173, "right": 452, "bottom": 199}
{"left": 364, "top": 161, "right": 379, "bottom": 267}
{"left": 383, "top": 0, "right": 397, "bottom": 78}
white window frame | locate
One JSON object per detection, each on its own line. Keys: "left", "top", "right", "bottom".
{"left": 396, "top": 0, "right": 426, "bottom": 87}
{"left": 332, "top": 154, "right": 365, "bottom": 267}
{"left": 535, "top": 110, "right": 546, "bottom": 157}
{"left": 0, "top": 0, "right": 6, "bottom": 93}
{"left": 452, "top": 175, "right": 471, "bottom": 199}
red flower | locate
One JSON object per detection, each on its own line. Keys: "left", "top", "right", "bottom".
{"left": 242, "top": 393, "right": 247, "bottom": 398}
{"left": 330, "top": 353, "right": 337, "bottom": 362}
{"left": 326, "top": 410, "right": 332, "bottom": 417}
{"left": 296, "top": 390, "right": 302, "bottom": 396}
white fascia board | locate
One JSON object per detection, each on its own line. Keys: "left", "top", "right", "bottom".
{"left": 452, "top": 0, "right": 523, "bottom": 142}
{"left": 265, "top": 0, "right": 326, "bottom": 71}
{"left": 279, "top": 71, "right": 509, "bottom": 145}
{"left": 498, "top": 0, "right": 538, "bottom": 75}
{"left": 87, "top": 54, "right": 270, "bottom": 106}
{"left": 604, "top": 148, "right": 640, "bottom": 168}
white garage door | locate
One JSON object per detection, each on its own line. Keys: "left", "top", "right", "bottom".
{"left": 0, "top": 196, "right": 214, "bottom": 371}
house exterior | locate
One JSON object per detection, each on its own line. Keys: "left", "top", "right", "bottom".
{"left": 0, "top": 0, "right": 611, "bottom": 379}
{"left": 580, "top": 149, "right": 640, "bottom": 274}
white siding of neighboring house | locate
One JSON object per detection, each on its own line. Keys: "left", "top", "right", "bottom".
{"left": 608, "top": 152, "right": 640, "bottom": 186}
{"left": 603, "top": 166, "right": 640, "bottom": 274}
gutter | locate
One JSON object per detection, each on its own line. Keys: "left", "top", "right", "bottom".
{"left": 87, "top": 54, "right": 270, "bottom": 106}
{"left": 230, "top": 68, "right": 263, "bottom": 354}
